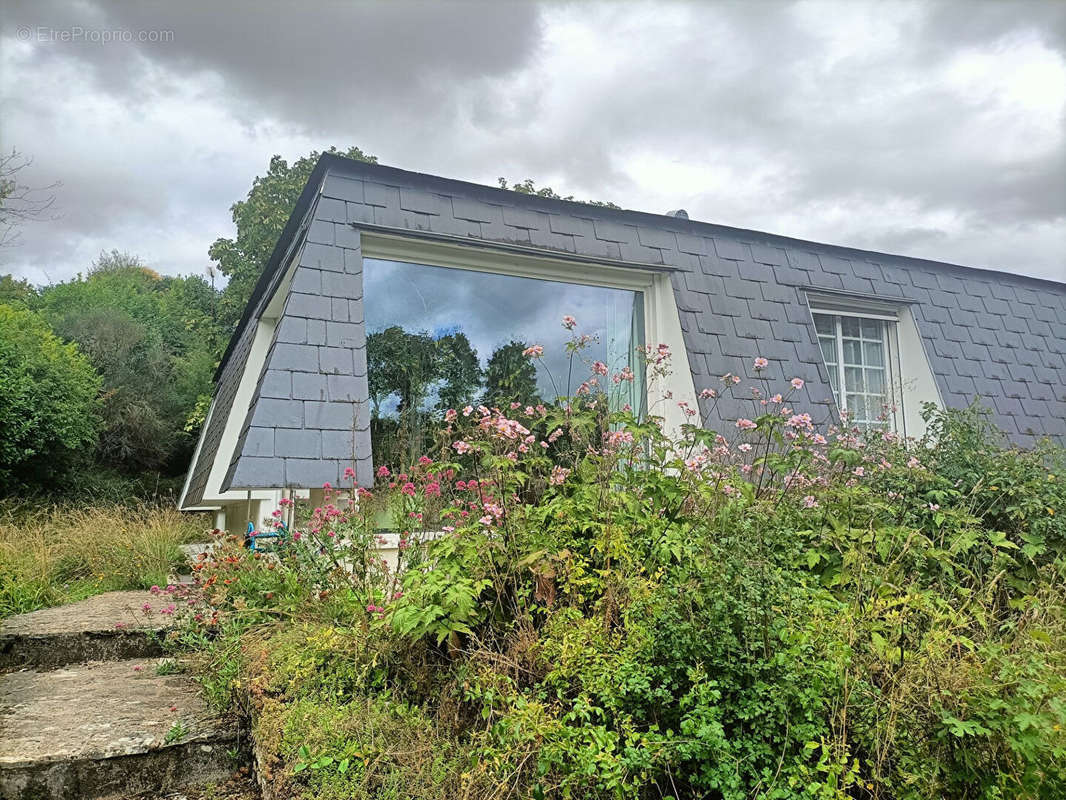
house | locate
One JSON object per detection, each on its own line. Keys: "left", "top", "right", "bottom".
{"left": 179, "top": 153, "right": 1066, "bottom": 528}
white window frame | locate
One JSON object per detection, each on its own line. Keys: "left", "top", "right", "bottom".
{"left": 806, "top": 291, "right": 943, "bottom": 437}
{"left": 812, "top": 309, "right": 897, "bottom": 428}
{"left": 360, "top": 232, "right": 699, "bottom": 436}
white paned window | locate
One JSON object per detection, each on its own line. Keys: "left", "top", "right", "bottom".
{"left": 812, "top": 311, "right": 893, "bottom": 427}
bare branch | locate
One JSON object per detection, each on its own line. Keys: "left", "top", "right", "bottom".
{"left": 0, "top": 149, "right": 60, "bottom": 248}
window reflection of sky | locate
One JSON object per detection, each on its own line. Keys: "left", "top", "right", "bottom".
{"left": 363, "top": 258, "right": 644, "bottom": 408}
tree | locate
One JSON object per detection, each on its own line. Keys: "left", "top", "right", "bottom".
{"left": 0, "top": 274, "right": 36, "bottom": 308}
{"left": 0, "top": 150, "right": 58, "bottom": 250}
{"left": 49, "top": 307, "right": 177, "bottom": 472}
{"left": 367, "top": 326, "right": 441, "bottom": 466}
{"left": 483, "top": 341, "right": 541, "bottom": 408}
{"left": 0, "top": 304, "right": 101, "bottom": 488}
{"left": 210, "top": 146, "right": 377, "bottom": 329}
{"left": 35, "top": 252, "right": 224, "bottom": 473}
{"left": 435, "top": 331, "right": 482, "bottom": 411}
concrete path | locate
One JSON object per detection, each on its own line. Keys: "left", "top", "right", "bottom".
{"left": 0, "top": 590, "right": 244, "bottom": 800}
{"left": 0, "top": 591, "right": 177, "bottom": 670}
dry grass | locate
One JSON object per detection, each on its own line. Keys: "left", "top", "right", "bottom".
{"left": 0, "top": 503, "right": 209, "bottom": 617}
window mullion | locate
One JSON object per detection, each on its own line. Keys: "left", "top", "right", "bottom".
{"left": 835, "top": 316, "right": 847, "bottom": 416}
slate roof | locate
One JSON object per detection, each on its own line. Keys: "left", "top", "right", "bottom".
{"left": 181, "top": 154, "right": 1066, "bottom": 507}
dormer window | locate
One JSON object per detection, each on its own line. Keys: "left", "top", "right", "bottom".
{"left": 813, "top": 312, "right": 892, "bottom": 427}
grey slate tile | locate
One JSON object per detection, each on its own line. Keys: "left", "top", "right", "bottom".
{"left": 322, "top": 175, "right": 365, "bottom": 204}
{"left": 276, "top": 428, "right": 321, "bottom": 459}
{"left": 270, "top": 343, "right": 319, "bottom": 372}
{"left": 304, "top": 401, "right": 357, "bottom": 430}
{"left": 592, "top": 219, "right": 634, "bottom": 243}
{"left": 712, "top": 238, "right": 750, "bottom": 262}
{"left": 300, "top": 242, "right": 345, "bottom": 272}
{"left": 258, "top": 370, "right": 291, "bottom": 399}
{"left": 242, "top": 428, "right": 274, "bottom": 458}
{"left": 319, "top": 346, "right": 354, "bottom": 375}
{"left": 292, "top": 373, "right": 328, "bottom": 401}
{"left": 400, "top": 188, "right": 444, "bottom": 216}
{"left": 315, "top": 197, "right": 347, "bottom": 223}
{"left": 285, "top": 459, "right": 341, "bottom": 488}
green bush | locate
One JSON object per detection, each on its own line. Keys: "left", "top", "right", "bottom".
{"left": 182, "top": 331, "right": 1066, "bottom": 799}
{"left": 0, "top": 304, "right": 101, "bottom": 488}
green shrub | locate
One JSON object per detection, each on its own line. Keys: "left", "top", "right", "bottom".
{"left": 0, "top": 304, "right": 101, "bottom": 488}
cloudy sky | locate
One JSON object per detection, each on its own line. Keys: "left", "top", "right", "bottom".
{"left": 2, "top": 0, "right": 1064, "bottom": 285}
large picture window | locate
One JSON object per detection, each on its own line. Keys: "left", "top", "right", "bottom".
{"left": 813, "top": 311, "right": 893, "bottom": 427}
{"left": 363, "top": 257, "right": 646, "bottom": 466}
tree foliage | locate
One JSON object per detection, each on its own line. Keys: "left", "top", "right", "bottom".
{"left": 32, "top": 251, "right": 225, "bottom": 474}
{"left": 210, "top": 146, "right": 377, "bottom": 329}
{"left": 0, "top": 304, "right": 100, "bottom": 487}
{"left": 497, "top": 177, "right": 620, "bottom": 209}
{"left": 483, "top": 339, "right": 540, "bottom": 407}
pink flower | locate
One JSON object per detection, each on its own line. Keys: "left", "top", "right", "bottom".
{"left": 445, "top": 408, "right": 458, "bottom": 422}
{"left": 735, "top": 418, "right": 757, "bottom": 431}
{"left": 418, "top": 455, "right": 433, "bottom": 466}
{"left": 343, "top": 466, "right": 355, "bottom": 480}
{"left": 592, "top": 360, "right": 608, "bottom": 376}
{"left": 612, "top": 366, "right": 635, "bottom": 384}
{"left": 803, "top": 495, "right": 819, "bottom": 509}
{"left": 562, "top": 315, "right": 577, "bottom": 330}
{"left": 699, "top": 388, "right": 717, "bottom": 399}
{"left": 376, "top": 465, "right": 390, "bottom": 478}
{"left": 424, "top": 481, "right": 441, "bottom": 497}
{"left": 907, "top": 457, "right": 921, "bottom": 469}
{"left": 928, "top": 503, "right": 941, "bottom": 512}
{"left": 738, "top": 443, "right": 753, "bottom": 452}
{"left": 853, "top": 466, "right": 865, "bottom": 477}
{"left": 753, "top": 357, "right": 769, "bottom": 371}
{"left": 401, "top": 482, "right": 416, "bottom": 496}
{"left": 549, "top": 465, "right": 571, "bottom": 485}
{"left": 791, "top": 377, "right": 805, "bottom": 390}
{"left": 462, "top": 405, "right": 474, "bottom": 416}
{"left": 606, "top": 430, "right": 635, "bottom": 447}
{"left": 452, "top": 440, "right": 472, "bottom": 455}
{"left": 522, "top": 345, "right": 544, "bottom": 357}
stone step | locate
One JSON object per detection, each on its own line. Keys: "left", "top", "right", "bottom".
{"left": 0, "top": 658, "right": 239, "bottom": 800}
{"left": 0, "top": 591, "right": 178, "bottom": 671}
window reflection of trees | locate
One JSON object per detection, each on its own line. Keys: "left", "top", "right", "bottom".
{"left": 364, "top": 259, "right": 644, "bottom": 468}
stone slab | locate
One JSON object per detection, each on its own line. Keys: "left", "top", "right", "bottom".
{"left": 0, "top": 659, "right": 238, "bottom": 800}
{"left": 0, "top": 591, "right": 177, "bottom": 671}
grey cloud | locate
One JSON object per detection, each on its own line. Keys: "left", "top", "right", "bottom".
{"left": 0, "top": 0, "right": 1062, "bottom": 284}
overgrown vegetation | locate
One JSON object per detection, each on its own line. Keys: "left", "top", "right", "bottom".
{"left": 172, "top": 327, "right": 1065, "bottom": 799}
{"left": 0, "top": 504, "right": 206, "bottom": 617}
